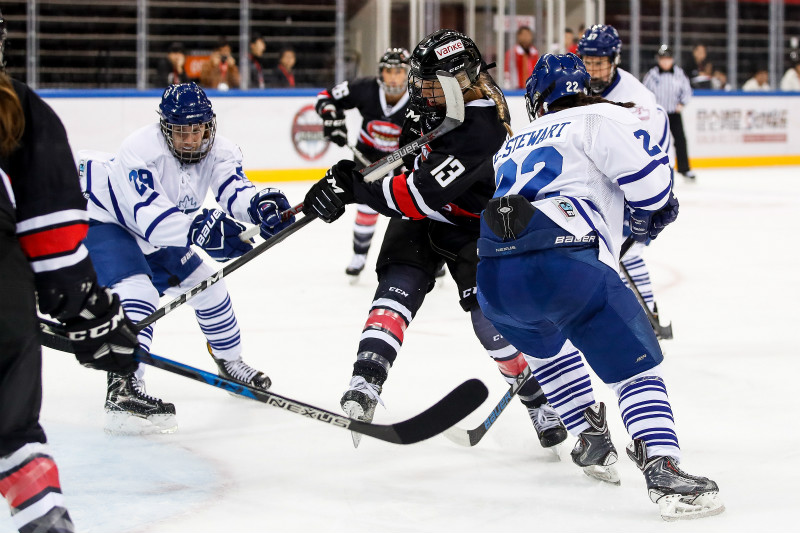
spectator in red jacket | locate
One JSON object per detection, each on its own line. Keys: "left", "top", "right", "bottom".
{"left": 504, "top": 26, "right": 539, "bottom": 89}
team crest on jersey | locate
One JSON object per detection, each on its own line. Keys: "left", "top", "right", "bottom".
{"left": 366, "top": 120, "right": 402, "bottom": 152}
{"left": 177, "top": 195, "right": 198, "bottom": 212}
{"left": 554, "top": 199, "right": 576, "bottom": 219}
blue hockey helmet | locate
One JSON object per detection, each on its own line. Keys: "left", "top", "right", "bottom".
{"left": 577, "top": 24, "right": 621, "bottom": 94}
{"left": 159, "top": 82, "right": 217, "bottom": 164}
{"left": 524, "top": 53, "right": 590, "bottom": 120}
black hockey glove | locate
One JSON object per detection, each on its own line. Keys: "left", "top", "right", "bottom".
{"left": 320, "top": 104, "right": 348, "bottom": 147}
{"left": 189, "top": 208, "right": 253, "bottom": 261}
{"left": 248, "top": 187, "right": 295, "bottom": 239}
{"left": 398, "top": 106, "right": 422, "bottom": 170}
{"left": 303, "top": 160, "right": 357, "bottom": 223}
{"left": 62, "top": 285, "right": 139, "bottom": 375}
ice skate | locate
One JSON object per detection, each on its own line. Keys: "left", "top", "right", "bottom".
{"left": 104, "top": 373, "right": 177, "bottom": 435}
{"left": 340, "top": 375, "right": 384, "bottom": 448}
{"left": 345, "top": 253, "right": 367, "bottom": 281}
{"left": 208, "top": 343, "right": 271, "bottom": 392}
{"left": 627, "top": 439, "right": 724, "bottom": 521}
{"left": 570, "top": 403, "right": 620, "bottom": 485}
{"left": 527, "top": 403, "right": 568, "bottom": 455}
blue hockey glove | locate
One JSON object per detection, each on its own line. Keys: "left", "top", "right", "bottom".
{"left": 302, "top": 160, "right": 357, "bottom": 223}
{"left": 627, "top": 207, "right": 652, "bottom": 243}
{"left": 648, "top": 193, "right": 679, "bottom": 240}
{"left": 320, "top": 104, "right": 348, "bottom": 147}
{"left": 248, "top": 188, "right": 295, "bottom": 239}
{"left": 188, "top": 208, "right": 253, "bottom": 261}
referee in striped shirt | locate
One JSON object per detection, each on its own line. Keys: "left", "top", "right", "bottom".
{"left": 643, "top": 45, "right": 696, "bottom": 179}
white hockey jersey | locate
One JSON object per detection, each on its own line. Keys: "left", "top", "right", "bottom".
{"left": 491, "top": 102, "right": 672, "bottom": 270}
{"left": 604, "top": 68, "right": 672, "bottom": 159}
{"left": 80, "top": 123, "right": 256, "bottom": 254}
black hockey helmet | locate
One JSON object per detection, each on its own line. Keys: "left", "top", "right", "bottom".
{"left": 409, "top": 29, "right": 483, "bottom": 125}
{"left": 378, "top": 47, "right": 410, "bottom": 96}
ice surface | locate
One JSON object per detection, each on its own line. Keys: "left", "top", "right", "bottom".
{"left": 2, "top": 167, "right": 798, "bottom": 532}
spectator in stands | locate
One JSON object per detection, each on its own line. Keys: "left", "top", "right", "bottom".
{"left": 200, "top": 38, "right": 240, "bottom": 90}
{"left": 780, "top": 53, "right": 800, "bottom": 91}
{"left": 689, "top": 43, "right": 713, "bottom": 89}
{"left": 248, "top": 33, "right": 267, "bottom": 89}
{"left": 564, "top": 28, "right": 578, "bottom": 54}
{"left": 643, "top": 44, "right": 696, "bottom": 180}
{"left": 742, "top": 69, "right": 770, "bottom": 91}
{"left": 154, "top": 42, "right": 188, "bottom": 88}
{"left": 711, "top": 69, "right": 732, "bottom": 91}
{"left": 504, "top": 26, "right": 539, "bottom": 89}
{"left": 268, "top": 47, "right": 296, "bottom": 88}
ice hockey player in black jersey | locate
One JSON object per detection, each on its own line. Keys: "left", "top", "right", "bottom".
{"left": 315, "top": 48, "right": 410, "bottom": 278}
{"left": 0, "top": 11, "right": 139, "bottom": 532}
{"left": 304, "top": 29, "right": 568, "bottom": 449}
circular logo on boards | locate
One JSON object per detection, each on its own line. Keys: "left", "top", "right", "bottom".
{"left": 291, "top": 104, "right": 329, "bottom": 161}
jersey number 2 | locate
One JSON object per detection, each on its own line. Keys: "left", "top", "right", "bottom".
{"left": 494, "top": 146, "right": 563, "bottom": 199}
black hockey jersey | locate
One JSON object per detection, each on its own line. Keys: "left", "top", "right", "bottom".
{"left": 0, "top": 78, "right": 96, "bottom": 301}
{"left": 316, "top": 77, "right": 409, "bottom": 163}
{"left": 351, "top": 100, "right": 507, "bottom": 231}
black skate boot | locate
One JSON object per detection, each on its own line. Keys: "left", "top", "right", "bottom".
{"left": 105, "top": 372, "right": 177, "bottom": 434}
{"left": 570, "top": 402, "right": 620, "bottom": 484}
{"left": 527, "top": 403, "right": 568, "bottom": 449}
{"left": 208, "top": 343, "right": 271, "bottom": 391}
{"left": 627, "top": 439, "right": 724, "bottom": 521}
{"left": 340, "top": 369, "right": 385, "bottom": 448}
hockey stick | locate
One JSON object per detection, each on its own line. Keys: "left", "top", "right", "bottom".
{"left": 442, "top": 365, "right": 532, "bottom": 447}
{"left": 619, "top": 261, "right": 673, "bottom": 339}
{"left": 348, "top": 144, "right": 370, "bottom": 167}
{"left": 114, "top": 72, "right": 466, "bottom": 330}
{"left": 37, "top": 319, "right": 488, "bottom": 445}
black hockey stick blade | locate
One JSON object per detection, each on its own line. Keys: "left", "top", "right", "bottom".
{"left": 619, "top": 260, "right": 674, "bottom": 340}
{"left": 443, "top": 365, "right": 532, "bottom": 447}
{"left": 361, "top": 71, "right": 465, "bottom": 183}
{"left": 37, "top": 320, "right": 488, "bottom": 445}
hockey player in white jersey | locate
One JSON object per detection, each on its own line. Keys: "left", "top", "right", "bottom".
{"left": 80, "top": 82, "right": 294, "bottom": 434}
{"left": 476, "top": 54, "right": 723, "bottom": 521}
{"left": 578, "top": 24, "right": 671, "bottom": 330}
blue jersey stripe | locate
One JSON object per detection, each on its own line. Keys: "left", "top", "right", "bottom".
{"left": 626, "top": 182, "right": 671, "bottom": 208}
{"left": 215, "top": 175, "right": 238, "bottom": 202}
{"left": 144, "top": 206, "right": 180, "bottom": 241}
{"left": 563, "top": 195, "right": 611, "bottom": 255}
{"left": 618, "top": 155, "right": 669, "bottom": 185}
{"left": 133, "top": 191, "right": 159, "bottom": 220}
{"left": 226, "top": 185, "right": 254, "bottom": 214}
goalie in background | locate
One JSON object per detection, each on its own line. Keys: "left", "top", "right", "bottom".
{"left": 78, "top": 82, "right": 294, "bottom": 435}
{"left": 0, "top": 11, "right": 139, "bottom": 532}
{"left": 315, "top": 48, "right": 411, "bottom": 278}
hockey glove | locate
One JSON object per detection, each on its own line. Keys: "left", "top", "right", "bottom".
{"left": 303, "top": 160, "right": 357, "bottom": 223}
{"left": 248, "top": 188, "right": 295, "bottom": 239}
{"left": 63, "top": 285, "right": 139, "bottom": 375}
{"left": 648, "top": 193, "right": 679, "bottom": 240}
{"left": 320, "top": 104, "right": 348, "bottom": 147}
{"left": 627, "top": 207, "right": 652, "bottom": 243}
{"left": 189, "top": 208, "right": 253, "bottom": 261}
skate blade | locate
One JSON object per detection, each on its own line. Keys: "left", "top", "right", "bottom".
{"left": 582, "top": 464, "right": 620, "bottom": 485}
{"left": 342, "top": 400, "right": 365, "bottom": 448}
{"left": 104, "top": 412, "right": 178, "bottom": 436}
{"left": 657, "top": 492, "right": 725, "bottom": 521}
{"left": 546, "top": 442, "right": 563, "bottom": 461}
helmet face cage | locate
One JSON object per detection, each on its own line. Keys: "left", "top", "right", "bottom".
{"left": 408, "top": 30, "right": 483, "bottom": 123}
{"left": 160, "top": 117, "right": 217, "bottom": 165}
{"left": 577, "top": 24, "right": 621, "bottom": 94}
{"left": 378, "top": 47, "right": 411, "bottom": 96}
{"left": 525, "top": 53, "right": 590, "bottom": 121}
{"left": 158, "top": 82, "right": 216, "bottom": 164}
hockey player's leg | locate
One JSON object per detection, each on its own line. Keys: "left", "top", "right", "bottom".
{"left": 346, "top": 204, "right": 379, "bottom": 278}
{"left": 0, "top": 443, "right": 74, "bottom": 533}
{"left": 164, "top": 256, "right": 271, "bottom": 391}
{"left": 343, "top": 264, "right": 430, "bottom": 446}
{"left": 106, "top": 275, "right": 177, "bottom": 435}
{"left": 468, "top": 308, "right": 567, "bottom": 449}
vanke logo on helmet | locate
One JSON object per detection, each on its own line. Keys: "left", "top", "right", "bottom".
{"left": 434, "top": 39, "right": 464, "bottom": 60}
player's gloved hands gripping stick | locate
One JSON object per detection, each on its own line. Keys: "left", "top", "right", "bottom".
{"left": 628, "top": 192, "right": 679, "bottom": 242}
{"left": 303, "top": 160, "right": 356, "bottom": 222}
{"left": 248, "top": 188, "right": 295, "bottom": 239}
{"left": 189, "top": 208, "right": 253, "bottom": 261}
{"left": 320, "top": 104, "right": 348, "bottom": 147}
